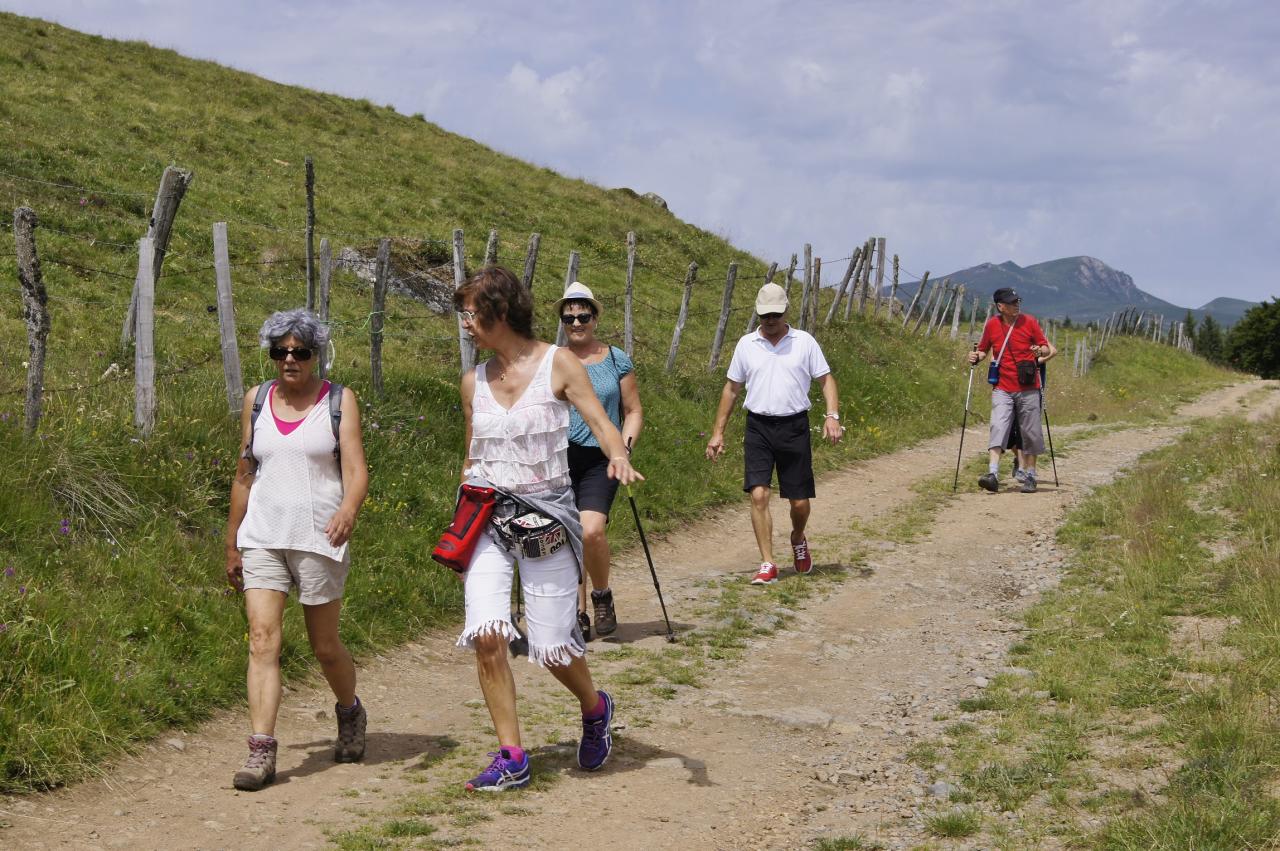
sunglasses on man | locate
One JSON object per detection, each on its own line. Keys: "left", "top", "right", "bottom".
{"left": 268, "top": 346, "right": 314, "bottom": 361}
{"left": 560, "top": 313, "right": 595, "bottom": 326}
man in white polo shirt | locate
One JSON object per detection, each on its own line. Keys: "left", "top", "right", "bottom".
{"left": 705, "top": 282, "right": 842, "bottom": 585}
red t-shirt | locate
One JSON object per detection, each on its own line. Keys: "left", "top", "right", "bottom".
{"left": 977, "top": 314, "right": 1048, "bottom": 393}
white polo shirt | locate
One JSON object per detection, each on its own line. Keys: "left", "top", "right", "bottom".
{"left": 726, "top": 326, "right": 831, "bottom": 416}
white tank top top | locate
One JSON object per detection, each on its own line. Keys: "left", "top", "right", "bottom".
{"left": 237, "top": 386, "right": 347, "bottom": 560}
{"left": 467, "top": 346, "right": 570, "bottom": 494}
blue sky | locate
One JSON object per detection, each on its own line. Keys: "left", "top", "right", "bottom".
{"left": 7, "top": 0, "right": 1278, "bottom": 306}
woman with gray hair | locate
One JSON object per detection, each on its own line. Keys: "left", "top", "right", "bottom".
{"left": 223, "top": 308, "right": 370, "bottom": 791}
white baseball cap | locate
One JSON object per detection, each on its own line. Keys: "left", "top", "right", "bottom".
{"left": 755, "top": 282, "right": 788, "bottom": 315}
{"left": 553, "top": 281, "right": 603, "bottom": 318}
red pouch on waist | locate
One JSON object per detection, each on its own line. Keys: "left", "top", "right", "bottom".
{"left": 431, "top": 484, "right": 496, "bottom": 573}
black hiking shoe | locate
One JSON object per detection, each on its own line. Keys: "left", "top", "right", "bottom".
{"left": 591, "top": 589, "right": 617, "bottom": 636}
{"left": 1020, "top": 475, "right": 1038, "bottom": 494}
{"left": 978, "top": 473, "right": 1000, "bottom": 493}
{"left": 335, "top": 698, "right": 367, "bottom": 763}
{"left": 578, "top": 610, "right": 592, "bottom": 642}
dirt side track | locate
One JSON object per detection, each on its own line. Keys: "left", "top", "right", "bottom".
{"left": 4, "top": 380, "right": 1276, "bottom": 850}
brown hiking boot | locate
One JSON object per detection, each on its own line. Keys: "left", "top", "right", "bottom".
{"left": 233, "top": 736, "right": 277, "bottom": 791}
{"left": 591, "top": 589, "right": 617, "bottom": 636}
{"left": 335, "top": 699, "right": 367, "bottom": 763}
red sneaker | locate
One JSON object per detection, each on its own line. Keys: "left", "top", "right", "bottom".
{"left": 750, "top": 562, "right": 779, "bottom": 585}
{"left": 792, "top": 537, "right": 812, "bottom": 574}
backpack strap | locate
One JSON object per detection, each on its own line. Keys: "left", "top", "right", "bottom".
{"left": 328, "top": 382, "right": 344, "bottom": 464}
{"left": 242, "top": 380, "right": 275, "bottom": 467}
{"left": 608, "top": 347, "right": 623, "bottom": 423}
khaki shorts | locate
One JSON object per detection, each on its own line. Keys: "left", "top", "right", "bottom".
{"left": 989, "top": 389, "right": 1045, "bottom": 456}
{"left": 241, "top": 547, "right": 351, "bottom": 606}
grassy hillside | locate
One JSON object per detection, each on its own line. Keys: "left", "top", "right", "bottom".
{"left": 0, "top": 13, "right": 1239, "bottom": 792}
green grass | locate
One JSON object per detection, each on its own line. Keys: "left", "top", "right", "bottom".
{"left": 925, "top": 806, "right": 982, "bottom": 838}
{"left": 0, "top": 12, "right": 1241, "bottom": 792}
{"left": 930, "top": 412, "right": 1280, "bottom": 848}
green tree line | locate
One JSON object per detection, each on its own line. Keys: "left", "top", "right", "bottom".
{"left": 1189, "top": 300, "right": 1280, "bottom": 378}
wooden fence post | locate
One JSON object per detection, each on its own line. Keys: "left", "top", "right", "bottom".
{"left": 371, "top": 238, "right": 390, "bottom": 398}
{"left": 212, "top": 222, "right": 243, "bottom": 414}
{"left": 452, "top": 228, "right": 474, "bottom": 373}
{"left": 914, "top": 280, "right": 943, "bottom": 333}
{"left": 122, "top": 166, "right": 193, "bottom": 345}
{"left": 982, "top": 299, "right": 993, "bottom": 328}
{"left": 709, "top": 262, "right": 738, "bottom": 370}
{"left": 930, "top": 283, "right": 955, "bottom": 336}
{"left": 872, "top": 237, "right": 887, "bottom": 317}
{"left": 747, "top": 258, "right": 773, "bottom": 332}
{"left": 856, "top": 238, "right": 874, "bottom": 314}
{"left": 844, "top": 246, "right": 865, "bottom": 323}
{"left": 809, "top": 258, "right": 822, "bottom": 331}
{"left": 485, "top": 229, "right": 499, "bottom": 265}
{"left": 14, "top": 207, "right": 49, "bottom": 436}
{"left": 623, "top": 231, "right": 636, "bottom": 356}
{"left": 522, "top": 233, "right": 541, "bottom": 292}
{"left": 901, "top": 271, "right": 929, "bottom": 328}
{"left": 305, "top": 156, "right": 316, "bottom": 311}
{"left": 133, "top": 237, "right": 157, "bottom": 435}
{"left": 824, "top": 247, "right": 860, "bottom": 326}
{"left": 318, "top": 237, "right": 332, "bottom": 378}
{"left": 968, "top": 295, "right": 980, "bottom": 340}
{"left": 665, "top": 262, "right": 697, "bottom": 373}
{"left": 949, "top": 285, "right": 966, "bottom": 339}
{"left": 555, "top": 250, "right": 581, "bottom": 346}
{"left": 782, "top": 253, "right": 798, "bottom": 301}
{"left": 888, "top": 253, "right": 901, "bottom": 318}
{"left": 798, "top": 244, "right": 813, "bottom": 332}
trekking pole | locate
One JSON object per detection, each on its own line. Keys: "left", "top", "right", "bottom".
{"left": 509, "top": 566, "right": 529, "bottom": 657}
{"left": 625, "top": 484, "right": 676, "bottom": 642}
{"left": 953, "top": 344, "right": 979, "bottom": 492}
{"left": 1039, "top": 361, "right": 1059, "bottom": 488}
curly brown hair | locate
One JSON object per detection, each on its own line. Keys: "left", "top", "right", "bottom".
{"left": 453, "top": 265, "right": 533, "bottom": 338}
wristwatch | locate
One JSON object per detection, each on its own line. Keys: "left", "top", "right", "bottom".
{"left": 824, "top": 412, "right": 840, "bottom": 420}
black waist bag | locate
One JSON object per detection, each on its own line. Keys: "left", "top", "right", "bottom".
{"left": 491, "top": 499, "right": 567, "bottom": 559}
{"left": 1016, "top": 359, "right": 1038, "bottom": 387}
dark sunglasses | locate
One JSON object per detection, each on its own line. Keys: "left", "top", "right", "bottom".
{"left": 560, "top": 313, "right": 595, "bottom": 326}
{"left": 759, "top": 312, "right": 784, "bottom": 320}
{"left": 269, "top": 345, "right": 314, "bottom": 361}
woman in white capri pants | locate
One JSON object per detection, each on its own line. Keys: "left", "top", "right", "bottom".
{"left": 453, "top": 266, "right": 642, "bottom": 791}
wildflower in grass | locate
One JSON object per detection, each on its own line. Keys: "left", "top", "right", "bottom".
{"left": 18, "top": 585, "right": 26, "bottom": 596}
{"left": 0, "top": 412, "right": 9, "bottom": 423}
{"left": 4, "top": 565, "right": 13, "bottom": 577}
{"left": 0, "top": 623, "right": 7, "bottom": 633}
{"left": 59, "top": 519, "right": 71, "bottom": 535}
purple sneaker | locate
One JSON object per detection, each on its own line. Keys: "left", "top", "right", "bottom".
{"left": 578, "top": 691, "right": 614, "bottom": 771}
{"left": 465, "top": 748, "right": 530, "bottom": 792}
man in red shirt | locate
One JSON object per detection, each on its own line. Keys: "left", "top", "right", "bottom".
{"left": 967, "top": 288, "right": 1057, "bottom": 493}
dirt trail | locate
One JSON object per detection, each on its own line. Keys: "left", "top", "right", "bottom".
{"left": 4, "top": 380, "right": 1277, "bottom": 850}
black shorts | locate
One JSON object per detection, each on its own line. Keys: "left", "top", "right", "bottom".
{"left": 567, "top": 443, "right": 621, "bottom": 515}
{"left": 743, "top": 411, "right": 815, "bottom": 500}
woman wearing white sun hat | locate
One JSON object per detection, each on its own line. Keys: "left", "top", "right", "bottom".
{"left": 554, "top": 281, "right": 643, "bottom": 639}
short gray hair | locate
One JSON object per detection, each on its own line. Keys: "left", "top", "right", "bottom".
{"left": 258, "top": 308, "right": 330, "bottom": 349}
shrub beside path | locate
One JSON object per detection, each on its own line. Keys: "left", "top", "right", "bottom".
{"left": 3, "top": 380, "right": 1277, "bottom": 850}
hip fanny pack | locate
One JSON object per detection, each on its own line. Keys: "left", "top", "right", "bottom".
{"left": 491, "top": 498, "right": 567, "bottom": 560}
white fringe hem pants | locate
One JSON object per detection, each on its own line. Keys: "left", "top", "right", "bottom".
{"left": 456, "top": 529, "right": 585, "bottom": 667}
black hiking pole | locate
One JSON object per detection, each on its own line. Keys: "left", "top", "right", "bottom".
{"left": 953, "top": 344, "right": 979, "bottom": 492}
{"left": 625, "top": 483, "right": 676, "bottom": 643}
{"left": 1039, "top": 361, "right": 1059, "bottom": 487}
{"left": 509, "top": 566, "right": 529, "bottom": 658}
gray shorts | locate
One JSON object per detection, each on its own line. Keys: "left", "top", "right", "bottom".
{"left": 241, "top": 547, "right": 351, "bottom": 606}
{"left": 989, "top": 389, "right": 1045, "bottom": 455}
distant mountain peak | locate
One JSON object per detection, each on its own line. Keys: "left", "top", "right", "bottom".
{"left": 898, "top": 255, "right": 1259, "bottom": 326}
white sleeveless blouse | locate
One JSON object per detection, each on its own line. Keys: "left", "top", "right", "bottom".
{"left": 238, "top": 386, "right": 347, "bottom": 560}
{"left": 467, "top": 346, "right": 570, "bottom": 494}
